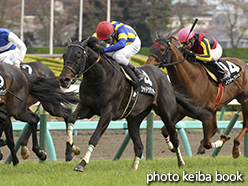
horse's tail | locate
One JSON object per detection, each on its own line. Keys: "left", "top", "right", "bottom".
{"left": 175, "top": 91, "right": 211, "bottom": 121}
{"left": 26, "top": 75, "right": 79, "bottom": 108}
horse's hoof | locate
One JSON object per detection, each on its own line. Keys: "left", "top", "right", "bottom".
{"left": 0, "top": 150, "right": 3, "bottom": 161}
{"left": 21, "top": 146, "right": 30, "bottom": 160}
{"left": 72, "top": 145, "right": 80, "bottom": 155}
{"left": 74, "top": 164, "right": 85, "bottom": 172}
{"left": 197, "top": 149, "right": 205, "bottom": 155}
{"left": 178, "top": 160, "right": 185, "bottom": 168}
{"left": 170, "top": 148, "right": 176, "bottom": 153}
{"left": 38, "top": 150, "right": 47, "bottom": 161}
{"left": 232, "top": 148, "right": 241, "bottom": 158}
{"left": 221, "top": 134, "right": 230, "bottom": 142}
{"left": 66, "top": 152, "right": 75, "bottom": 161}
{"left": 13, "top": 159, "right": 19, "bottom": 166}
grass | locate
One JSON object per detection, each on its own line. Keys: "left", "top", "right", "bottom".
{"left": 0, "top": 157, "right": 247, "bottom": 185}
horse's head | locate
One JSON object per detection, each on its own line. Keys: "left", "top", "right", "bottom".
{"left": 145, "top": 32, "right": 173, "bottom": 68}
{"left": 145, "top": 32, "right": 185, "bottom": 68}
{"left": 59, "top": 37, "right": 91, "bottom": 88}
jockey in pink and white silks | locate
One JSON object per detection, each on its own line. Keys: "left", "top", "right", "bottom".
{"left": 0, "top": 28, "right": 27, "bottom": 68}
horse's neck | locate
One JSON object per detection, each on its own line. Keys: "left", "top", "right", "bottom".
{"left": 168, "top": 47, "right": 202, "bottom": 92}
{"left": 84, "top": 54, "right": 116, "bottom": 83}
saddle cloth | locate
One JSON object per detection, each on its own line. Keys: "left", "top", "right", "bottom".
{"left": 0, "top": 70, "right": 6, "bottom": 96}
{"left": 201, "top": 59, "right": 241, "bottom": 86}
{"left": 20, "top": 63, "right": 37, "bottom": 75}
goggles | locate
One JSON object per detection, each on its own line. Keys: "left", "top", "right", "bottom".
{"left": 181, "top": 40, "right": 190, "bottom": 46}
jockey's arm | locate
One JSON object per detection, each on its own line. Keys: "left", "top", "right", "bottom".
{"left": 195, "top": 38, "right": 212, "bottom": 62}
{"left": 8, "top": 32, "right": 27, "bottom": 64}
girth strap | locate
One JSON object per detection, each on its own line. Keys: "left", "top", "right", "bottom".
{"left": 118, "top": 86, "right": 139, "bottom": 120}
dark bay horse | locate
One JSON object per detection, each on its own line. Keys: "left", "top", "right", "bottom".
{"left": 59, "top": 37, "right": 211, "bottom": 172}
{"left": 18, "top": 62, "right": 80, "bottom": 160}
{"left": 0, "top": 63, "right": 79, "bottom": 165}
{"left": 145, "top": 32, "right": 248, "bottom": 158}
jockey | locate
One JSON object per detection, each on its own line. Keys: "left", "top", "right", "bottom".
{"left": 178, "top": 27, "right": 230, "bottom": 82}
{"left": 0, "top": 28, "right": 27, "bottom": 68}
{"left": 92, "top": 21, "right": 145, "bottom": 81}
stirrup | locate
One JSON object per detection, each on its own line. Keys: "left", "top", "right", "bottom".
{"left": 134, "top": 68, "right": 145, "bottom": 81}
{"left": 220, "top": 73, "right": 230, "bottom": 82}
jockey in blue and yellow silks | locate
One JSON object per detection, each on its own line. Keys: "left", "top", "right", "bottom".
{"left": 92, "top": 21, "right": 145, "bottom": 81}
{"left": 178, "top": 28, "right": 230, "bottom": 82}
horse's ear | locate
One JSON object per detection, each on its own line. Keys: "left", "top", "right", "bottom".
{"left": 155, "top": 31, "right": 160, "bottom": 39}
{"left": 165, "top": 31, "right": 172, "bottom": 42}
{"left": 68, "top": 38, "right": 72, "bottom": 44}
{"left": 81, "top": 36, "right": 91, "bottom": 47}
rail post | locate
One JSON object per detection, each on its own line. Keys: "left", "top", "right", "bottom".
{"left": 211, "top": 110, "right": 240, "bottom": 157}
{"left": 146, "top": 112, "right": 154, "bottom": 160}
{"left": 218, "top": 106, "right": 226, "bottom": 133}
{"left": 112, "top": 132, "right": 130, "bottom": 161}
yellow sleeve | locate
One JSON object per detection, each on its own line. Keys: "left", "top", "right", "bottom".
{"left": 195, "top": 38, "right": 212, "bottom": 62}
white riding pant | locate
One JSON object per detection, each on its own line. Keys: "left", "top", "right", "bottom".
{"left": 0, "top": 48, "right": 21, "bottom": 65}
{"left": 211, "top": 43, "right": 222, "bottom": 61}
{"left": 106, "top": 36, "right": 141, "bottom": 66}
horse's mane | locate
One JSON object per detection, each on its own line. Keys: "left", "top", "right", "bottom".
{"left": 86, "top": 37, "right": 117, "bottom": 63}
{"left": 167, "top": 35, "right": 196, "bottom": 63}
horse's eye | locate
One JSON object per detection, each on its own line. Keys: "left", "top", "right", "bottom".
{"left": 76, "top": 52, "right": 81, "bottom": 60}
{"left": 160, "top": 48, "right": 165, "bottom": 52}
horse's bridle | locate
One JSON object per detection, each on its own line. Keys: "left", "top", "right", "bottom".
{"left": 149, "top": 38, "right": 186, "bottom": 68}
{"left": 64, "top": 43, "right": 100, "bottom": 83}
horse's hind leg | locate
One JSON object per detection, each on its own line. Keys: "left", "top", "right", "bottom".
{"left": 17, "top": 110, "right": 47, "bottom": 161}
{"left": 156, "top": 101, "right": 185, "bottom": 168}
{"left": 20, "top": 126, "right": 32, "bottom": 159}
{"left": 232, "top": 103, "right": 248, "bottom": 158}
{"left": 126, "top": 109, "right": 151, "bottom": 171}
{"left": 161, "top": 108, "right": 185, "bottom": 152}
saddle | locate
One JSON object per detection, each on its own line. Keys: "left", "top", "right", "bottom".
{"left": 201, "top": 59, "right": 242, "bottom": 86}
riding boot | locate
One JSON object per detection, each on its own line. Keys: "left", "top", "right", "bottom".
{"left": 133, "top": 67, "right": 145, "bottom": 81}
{"left": 214, "top": 61, "right": 230, "bottom": 82}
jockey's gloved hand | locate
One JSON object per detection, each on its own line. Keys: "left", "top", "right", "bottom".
{"left": 97, "top": 48, "right": 105, "bottom": 54}
{"left": 184, "top": 51, "right": 196, "bottom": 58}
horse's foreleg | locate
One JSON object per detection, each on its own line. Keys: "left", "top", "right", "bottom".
{"left": 66, "top": 105, "right": 94, "bottom": 162}
{"left": 4, "top": 117, "right": 19, "bottom": 166}
{"left": 197, "top": 114, "right": 217, "bottom": 154}
{"left": 74, "top": 112, "right": 112, "bottom": 172}
{"left": 65, "top": 111, "right": 80, "bottom": 161}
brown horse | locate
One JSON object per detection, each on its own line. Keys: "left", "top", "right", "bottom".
{"left": 0, "top": 63, "right": 79, "bottom": 165}
{"left": 19, "top": 62, "right": 80, "bottom": 160}
{"left": 145, "top": 32, "right": 248, "bottom": 158}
